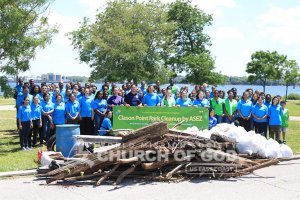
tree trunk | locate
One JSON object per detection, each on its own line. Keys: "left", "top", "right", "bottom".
{"left": 285, "top": 84, "right": 288, "bottom": 100}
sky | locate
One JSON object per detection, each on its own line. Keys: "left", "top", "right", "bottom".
{"left": 21, "top": 0, "right": 300, "bottom": 78}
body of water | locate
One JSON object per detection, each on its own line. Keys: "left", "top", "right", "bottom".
{"left": 7, "top": 82, "right": 300, "bottom": 97}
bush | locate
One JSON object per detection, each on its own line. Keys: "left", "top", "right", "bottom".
{"left": 287, "top": 93, "right": 300, "bottom": 100}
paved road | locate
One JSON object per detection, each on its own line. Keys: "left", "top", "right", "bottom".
{"left": 0, "top": 159, "right": 300, "bottom": 200}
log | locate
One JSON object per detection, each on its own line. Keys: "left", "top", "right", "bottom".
{"left": 114, "top": 162, "right": 140, "bottom": 185}
{"left": 141, "top": 160, "right": 174, "bottom": 170}
{"left": 96, "top": 163, "right": 120, "bottom": 186}
{"left": 239, "top": 159, "right": 279, "bottom": 174}
{"left": 166, "top": 164, "right": 185, "bottom": 179}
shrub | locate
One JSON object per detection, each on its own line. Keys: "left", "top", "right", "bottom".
{"left": 287, "top": 93, "right": 300, "bottom": 100}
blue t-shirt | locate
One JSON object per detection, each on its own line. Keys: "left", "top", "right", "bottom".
{"left": 193, "top": 98, "right": 210, "bottom": 107}
{"left": 15, "top": 85, "right": 23, "bottom": 94}
{"left": 268, "top": 104, "right": 283, "bottom": 126}
{"left": 92, "top": 98, "right": 107, "bottom": 114}
{"left": 99, "top": 117, "right": 112, "bottom": 136}
{"left": 79, "top": 96, "right": 93, "bottom": 117}
{"left": 252, "top": 104, "right": 268, "bottom": 123}
{"left": 65, "top": 100, "right": 80, "bottom": 119}
{"left": 209, "top": 116, "right": 217, "bottom": 130}
{"left": 142, "top": 93, "right": 160, "bottom": 106}
{"left": 140, "top": 87, "right": 147, "bottom": 95}
{"left": 124, "top": 92, "right": 143, "bottom": 106}
{"left": 17, "top": 105, "right": 32, "bottom": 122}
{"left": 16, "top": 93, "right": 33, "bottom": 107}
{"left": 237, "top": 99, "right": 252, "bottom": 118}
{"left": 53, "top": 102, "right": 66, "bottom": 125}
{"left": 175, "top": 98, "right": 192, "bottom": 107}
{"left": 264, "top": 100, "right": 271, "bottom": 108}
{"left": 31, "top": 104, "right": 42, "bottom": 120}
{"left": 41, "top": 100, "right": 54, "bottom": 113}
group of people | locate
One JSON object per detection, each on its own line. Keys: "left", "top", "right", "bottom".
{"left": 14, "top": 77, "right": 289, "bottom": 151}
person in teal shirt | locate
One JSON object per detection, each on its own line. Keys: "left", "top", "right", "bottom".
{"left": 66, "top": 93, "right": 80, "bottom": 124}
{"left": 193, "top": 91, "right": 210, "bottom": 108}
{"left": 237, "top": 91, "right": 252, "bottom": 131}
{"left": 92, "top": 91, "right": 107, "bottom": 134}
{"left": 99, "top": 110, "right": 113, "bottom": 136}
{"left": 268, "top": 97, "right": 283, "bottom": 142}
{"left": 17, "top": 96, "right": 32, "bottom": 150}
{"left": 31, "top": 95, "right": 42, "bottom": 147}
{"left": 41, "top": 93, "right": 54, "bottom": 142}
{"left": 142, "top": 85, "right": 161, "bottom": 106}
{"left": 175, "top": 90, "right": 192, "bottom": 107}
{"left": 252, "top": 96, "right": 268, "bottom": 137}
{"left": 53, "top": 95, "right": 66, "bottom": 126}
{"left": 79, "top": 87, "right": 94, "bottom": 135}
{"left": 16, "top": 86, "right": 33, "bottom": 108}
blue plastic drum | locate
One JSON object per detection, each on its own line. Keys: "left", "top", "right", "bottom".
{"left": 56, "top": 124, "right": 80, "bottom": 157}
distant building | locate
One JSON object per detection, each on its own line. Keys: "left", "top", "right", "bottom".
{"left": 41, "top": 73, "right": 63, "bottom": 82}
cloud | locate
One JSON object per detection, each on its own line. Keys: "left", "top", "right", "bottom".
{"left": 192, "top": 0, "right": 238, "bottom": 17}
{"left": 78, "top": 0, "right": 108, "bottom": 19}
{"left": 257, "top": 6, "right": 300, "bottom": 45}
{"left": 47, "top": 11, "right": 82, "bottom": 47}
{"left": 210, "top": 27, "right": 244, "bottom": 40}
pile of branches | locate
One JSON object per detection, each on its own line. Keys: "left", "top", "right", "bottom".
{"left": 38, "top": 122, "right": 279, "bottom": 186}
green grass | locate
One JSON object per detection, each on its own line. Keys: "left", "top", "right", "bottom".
{"left": 0, "top": 97, "right": 15, "bottom": 106}
{"left": 0, "top": 110, "right": 39, "bottom": 172}
{"left": 286, "top": 121, "right": 300, "bottom": 154}
{"left": 286, "top": 100, "right": 300, "bottom": 116}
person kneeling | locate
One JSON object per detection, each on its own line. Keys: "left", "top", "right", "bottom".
{"left": 99, "top": 111, "right": 113, "bottom": 136}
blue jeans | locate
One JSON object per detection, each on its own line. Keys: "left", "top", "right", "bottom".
{"left": 42, "top": 116, "right": 51, "bottom": 142}
{"left": 94, "top": 114, "right": 104, "bottom": 134}
{"left": 225, "top": 115, "right": 236, "bottom": 124}
{"left": 20, "top": 121, "right": 31, "bottom": 148}
{"left": 215, "top": 115, "right": 224, "bottom": 124}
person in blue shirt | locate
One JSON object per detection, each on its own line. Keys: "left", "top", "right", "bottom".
{"left": 237, "top": 91, "right": 252, "bottom": 131}
{"left": 66, "top": 93, "right": 80, "bottom": 124}
{"left": 92, "top": 91, "right": 107, "bottom": 134}
{"left": 209, "top": 109, "right": 217, "bottom": 130}
{"left": 14, "top": 78, "right": 23, "bottom": 100}
{"left": 193, "top": 91, "right": 210, "bottom": 108}
{"left": 51, "top": 87, "right": 64, "bottom": 103}
{"left": 140, "top": 81, "right": 147, "bottom": 96}
{"left": 264, "top": 94, "right": 272, "bottom": 108}
{"left": 39, "top": 85, "right": 50, "bottom": 103}
{"left": 52, "top": 95, "right": 66, "bottom": 134}
{"left": 16, "top": 86, "right": 33, "bottom": 109}
{"left": 17, "top": 96, "right": 32, "bottom": 151}
{"left": 41, "top": 93, "right": 54, "bottom": 142}
{"left": 63, "top": 89, "right": 72, "bottom": 103}
{"left": 252, "top": 96, "right": 268, "bottom": 137}
{"left": 268, "top": 96, "right": 283, "bottom": 142}
{"left": 99, "top": 110, "right": 113, "bottom": 136}
{"left": 30, "top": 85, "right": 41, "bottom": 97}
{"left": 175, "top": 90, "right": 192, "bottom": 107}
{"left": 124, "top": 85, "right": 143, "bottom": 107}
{"left": 31, "top": 95, "right": 43, "bottom": 147}
{"left": 142, "top": 85, "right": 161, "bottom": 106}
{"left": 79, "top": 87, "right": 94, "bottom": 135}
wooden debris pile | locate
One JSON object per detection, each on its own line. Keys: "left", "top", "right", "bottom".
{"left": 38, "top": 122, "right": 279, "bottom": 186}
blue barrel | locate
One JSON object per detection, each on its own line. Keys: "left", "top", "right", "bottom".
{"left": 56, "top": 124, "right": 80, "bottom": 157}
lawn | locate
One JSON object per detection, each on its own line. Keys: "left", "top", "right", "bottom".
{"left": 0, "top": 110, "right": 40, "bottom": 172}
{"left": 286, "top": 100, "right": 300, "bottom": 116}
{"left": 0, "top": 97, "right": 15, "bottom": 106}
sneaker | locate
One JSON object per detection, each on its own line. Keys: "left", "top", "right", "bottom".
{"left": 278, "top": 140, "right": 282, "bottom": 144}
{"left": 283, "top": 140, "right": 286, "bottom": 144}
{"left": 21, "top": 147, "right": 27, "bottom": 151}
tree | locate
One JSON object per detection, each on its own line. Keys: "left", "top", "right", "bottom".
{"left": 0, "top": 0, "right": 57, "bottom": 82}
{"left": 167, "top": 0, "right": 225, "bottom": 85}
{"left": 282, "top": 60, "right": 300, "bottom": 100}
{"left": 246, "top": 50, "right": 287, "bottom": 93}
{"left": 70, "top": 0, "right": 176, "bottom": 83}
